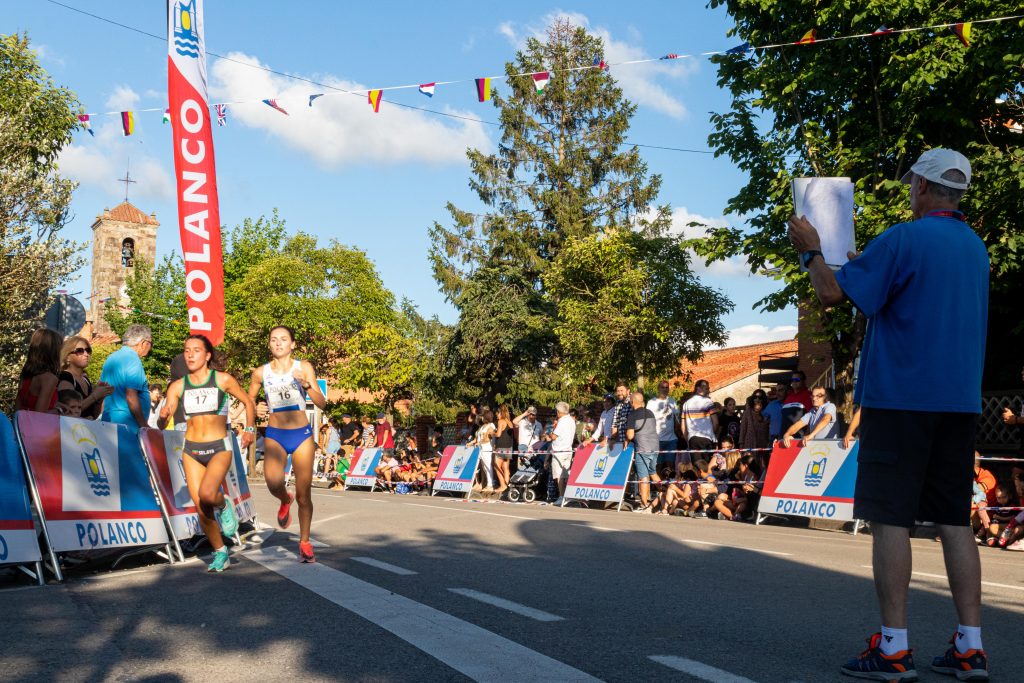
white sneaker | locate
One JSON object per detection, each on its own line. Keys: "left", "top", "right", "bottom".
{"left": 1006, "top": 539, "right": 1024, "bottom": 552}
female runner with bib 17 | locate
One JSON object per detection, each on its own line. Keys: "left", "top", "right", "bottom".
{"left": 248, "top": 325, "right": 327, "bottom": 563}
{"left": 159, "top": 335, "right": 255, "bottom": 572}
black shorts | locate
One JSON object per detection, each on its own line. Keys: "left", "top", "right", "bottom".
{"left": 184, "top": 436, "right": 232, "bottom": 465}
{"left": 853, "top": 408, "right": 977, "bottom": 528}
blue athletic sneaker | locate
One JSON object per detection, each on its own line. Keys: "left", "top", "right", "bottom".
{"left": 215, "top": 501, "right": 238, "bottom": 538}
{"left": 841, "top": 633, "right": 918, "bottom": 681}
{"left": 207, "top": 549, "right": 230, "bottom": 573}
{"left": 931, "top": 633, "right": 988, "bottom": 681}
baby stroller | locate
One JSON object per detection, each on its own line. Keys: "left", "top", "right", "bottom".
{"left": 507, "top": 451, "right": 548, "bottom": 503}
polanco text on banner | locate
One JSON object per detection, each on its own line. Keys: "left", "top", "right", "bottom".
{"left": 0, "top": 413, "right": 42, "bottom": 567}
{"left": 15, "top": 412, "right": 170, "bottom": 552}
{"left": 168, "top": 0, "right": 225, "bottom": 344}
{"left": 564, "top": 442, "right": 634, "bottom": 507}
{"left": 431, "top": 446, "right": 481, "bottom": 497}
{"left": 759, "top": 439, "right": 859, "bottom": 522}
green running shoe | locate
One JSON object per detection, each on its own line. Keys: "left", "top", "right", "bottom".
{"left": 216, "top": 501, "right": 238, "bottom": 538}
{"left": 207, "top": 549, "right": 230, "bottom": 573}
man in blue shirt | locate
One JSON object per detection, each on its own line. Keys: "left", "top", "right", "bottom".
{"left": 788, "top": 148, "right": 989, "bottom": 681}
{"left": 100, "top": 324, "right": 153, "bottom": 434}
{"left": 763, "top": 382, "right": 788, "bottom": 442}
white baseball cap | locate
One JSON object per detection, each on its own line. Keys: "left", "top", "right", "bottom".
{"left": 900, "top": 148, "right": 971, "bottom": 190}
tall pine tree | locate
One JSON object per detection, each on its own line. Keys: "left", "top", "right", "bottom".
{"left": 430, "top": 20, "right": 728, "bottom": 403}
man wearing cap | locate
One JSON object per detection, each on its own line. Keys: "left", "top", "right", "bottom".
{"left": 514, "top": 407, "right": 543, "bottom": 452}
{"left": 374, "top": 412, "right": 395, "bottom": 450}
{"left": 789, "top": 148, "right": 989, "bottom": 680}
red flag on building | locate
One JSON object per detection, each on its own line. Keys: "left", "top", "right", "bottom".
{"left": 167, "top": 0, "right": 225, "bottom": 344}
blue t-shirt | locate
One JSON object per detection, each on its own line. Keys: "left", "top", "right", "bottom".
{"left": 835, "top": 212, "right": 988, "bottom": 413}
{"left": 99, "top": 346, "right": 151, "bottom": 425}
{"left": 799, "top": 402, "right": 840, "bottom": 440}
{"left": 763, "top": 399, "right": 784, "bottom": 436}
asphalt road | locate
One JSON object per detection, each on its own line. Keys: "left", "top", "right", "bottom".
{"left": 4, "top": 487, "right": 1024, "bottom": 682}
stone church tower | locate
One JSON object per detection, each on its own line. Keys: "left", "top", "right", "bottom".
{"left": 88, "top": 201, "right": 159, "bottom": 336}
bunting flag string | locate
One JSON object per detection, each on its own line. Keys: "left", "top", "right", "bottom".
{"left": 162, "top": 108, "right": 170, "bottom": 124}
{"left": 368, "top": 89, "right": 383, "bottom": 112}
{"left": 216, "top": 103, "right": 228, "bottom": 126}
{"left": 71, "top": 13, "right": 1023, "bottom": 129}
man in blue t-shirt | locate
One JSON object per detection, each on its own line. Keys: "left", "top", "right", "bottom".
{"left": 788, "top": 148, "right": 989, "bottom": 680}
{"left": 100, "top": 324, "right": 153, "bottom": 434}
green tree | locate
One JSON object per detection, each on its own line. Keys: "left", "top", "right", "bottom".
{"left": 697, "top": 1, "right": 1024, "bottom": 386}
{"left": 0, "top": 33, "right": 85, "bottom": 408}
{"left": 544, "top": 229, "right": 729, "bottom": 388}
{"left": 430, "top": 20, "right": 727, "bottom": 404}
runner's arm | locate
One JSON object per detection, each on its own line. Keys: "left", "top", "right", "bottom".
{"left": 158, "top": 380, "right": 182, "bottom": 430}
{"left": 297, "top": 361, "right": 327, "bottom": 410}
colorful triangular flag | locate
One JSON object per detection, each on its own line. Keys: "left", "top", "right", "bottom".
{"left": 475, "top": 77, "right": 491, "bottom": 102}
{"left": 532, "top": 72, "right": 550, "bottom": 93}
{"left": 660, "top": 53, "right": 679, "bottom": 60}
{"left": 262, "top": 99, "right": 289, "bottom": 115}
{"left": 592, "top": 54, "right": 609, "bottom": 70}
{"left": 419, "top": 82, "right": 435, "bottom": 97}
{"left": 78, "top": 114, "right": 94, "bottom": 136}
{"left": 121, "top": 111, "right": 134, "bottom": 136}
{"left": 368, "top": 89, "right": 383, "bottom": 113}
{"left": 949, "top": 22, "right": 972, "bottom": 47}
{"left": 308, "top": 93, "right": 324, "bottom": 107}
{"left": 795, "top": 29, "right": 817, "bottom": 45}
{"left": 725, "top": 42, "right": 751, "bottom": 55}
{"left": 872, "top": 25, "right": 894, "bottom": 35}
{"left": 162, "top": 108, "right": 171, "bottom": 124}
{"left": 215, "top": 104, "right": 228, "bottom": 127}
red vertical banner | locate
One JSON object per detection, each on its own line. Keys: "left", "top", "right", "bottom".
{"left": 167, "top": 0, "right": 225, "bottom": 345}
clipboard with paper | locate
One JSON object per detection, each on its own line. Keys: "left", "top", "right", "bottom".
{"left": 792, "top": 177, "right": 856, "bottom": 270}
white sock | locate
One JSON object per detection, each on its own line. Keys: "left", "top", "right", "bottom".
{"left": 879, "top": 626, "right": 908, "bottom": 655}
{"left": 955, "top": 625, "right": 982, "bottom": 653}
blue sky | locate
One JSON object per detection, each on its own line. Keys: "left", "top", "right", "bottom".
{"left": 10, "top": 0, "right": 797, "bottom": 347}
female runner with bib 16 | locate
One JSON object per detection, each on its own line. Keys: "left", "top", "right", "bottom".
{"left": 248, "top": 325, "right": 327, "bottom": 563}
{"left": 159, "top": 335, "right": 255, "bottom": 573}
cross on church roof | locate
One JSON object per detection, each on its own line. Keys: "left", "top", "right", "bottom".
{"left": 117, "top": 159, "right": 136, "bottom": 202}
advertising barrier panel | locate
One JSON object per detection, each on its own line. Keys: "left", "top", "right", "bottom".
{"left": 431, "top": 446, "right": 480, "bottom": 497}
{"left": 345, "top": 448, "right": 384, "bottom": 490}
{"left": 0, "top": 413, "right": 42, "bottom": 569}
{"left": 564, "top": 443, "right": 634, "bottom": 508}
{"left": 225, "top": 434, "right": 257, "bottom": 524}
{"left": 759, "top": 439, "right": 859, "bottom": 522}
{"left": 15, "top": 412, "right": 170, "bottom": 553}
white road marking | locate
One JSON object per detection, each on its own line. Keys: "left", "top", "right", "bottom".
{"left": 859, "top": 565, "right": 1024, "bottom": 592}
{"left": 572, "top": 524, "right": 621, "bottom": 532}
{"left": 311, "top": 513, "right": 348, "bottom": 526}
{"left": 680, "top": 538, "right": 792, "bottom": 557}
{"left": 404, "top": 502, "right": 535, "bottom": 520}
{"left": 351, "top": 557, "right": 418, "bottom": 576}
{"left": 649, "top": 655, "right": 760, "bottom": 683}
{"left": 245, "top": 547, "right": 599, "bottom": 682}
{"left": 447, "top": 588, "right": 564, "bottom": 622}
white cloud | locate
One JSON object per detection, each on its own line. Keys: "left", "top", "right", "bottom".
{"left": 34, "top": 44, "right": 65, "bottom": 67}
{"left": 653, "top": 207, "right": 751, "bottom": 276}
{"left": 105, "top": 85, "right": 140, "bottom": 111}
{"left": 58, "top": 119, "right": 173, "bottom": 203}
{"left": 209, "top": 52, "right": 492, "bottom": 168}
{"left": 497, "top": 11, "right": 696, "bottom": 119}
{"left": 718, "top": 324, "right": 798, "bottom": 349}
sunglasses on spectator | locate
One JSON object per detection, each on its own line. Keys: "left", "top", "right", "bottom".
{"left": 72, "top": 347, "right": 92, "bottom": 355}
{"left": 812, "top": 392, "right": 826, "bottom": 398}
{"left": 791, "top": 376, "right": 802, "bottom": 382}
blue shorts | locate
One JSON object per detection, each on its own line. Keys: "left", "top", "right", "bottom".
{"left": 634, "top": 452, "right": 658, "bottom": 480}
{"left": 266, "top": 425, "right": 314, "bottom": 455}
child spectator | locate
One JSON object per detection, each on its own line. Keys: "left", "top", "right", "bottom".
{"left": 981, "top": 485, "right": 1019, "bottom": 542}
{"left": 374, "top": 451, "right": 402, "bottom": 491}
{"left": 713, "top": 454, "right": 762, "bottom": 521}
{"left": 359, "top": 415, "right": 376, "bottom": 448}
{"left": 718, "top": 397, "right": 741, "bottom": 444}
{"left": 57, "top": 389, "right": 83, "bottom": 418}
{"left": 655, "top": 469, "right": 700, "bottom": 516}
{"left": 692, "top": 459, "right": 718, "bottom": 519}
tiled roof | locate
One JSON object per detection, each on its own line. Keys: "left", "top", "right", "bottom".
{"left": 671, "top": 338, "right": 798, "bottom": 392}
{"left": 96, "top": 201, "right": 159, "bottom": 226}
